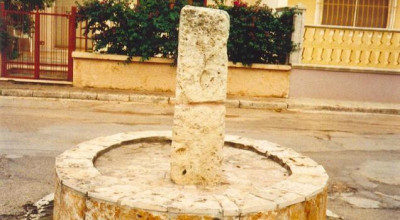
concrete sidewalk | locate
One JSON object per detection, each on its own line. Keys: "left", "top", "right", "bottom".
{"left": 1, "top": 81, "right": 400, "bottom": 115}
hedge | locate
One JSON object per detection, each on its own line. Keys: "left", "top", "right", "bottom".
{"left": 77, "top": 0, "right": 297, "bottom": 65}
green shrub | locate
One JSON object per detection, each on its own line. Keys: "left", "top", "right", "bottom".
{"left": 77, "top": 0, "right": 186, "bottom": 61}
{"left": 77, "top": 0, "right": 297, "bottom": 65}
{"left": 217, "top": 1, "right": 296, "bottom": 65}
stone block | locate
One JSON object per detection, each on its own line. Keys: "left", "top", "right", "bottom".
{"left": 171, "top": 104, "right": 225, "bottom": 185}
{"left": 241, "top": 208, "right": 289, "bottom": 220}
{"left": 224, "top": 189, "right": 276, "bottom": 215}
{"left": 129, "top": 94, "right": 169, "bottom": 104}
{"left": 120, "top": 206, "right": 168, "bottom": 220}
{"left": 239, "top": 99, "right": 288, "bottom": 110}
{"left": 85, "top": 197, "right": 120, "bottom": 220}
{"left": 97, "top": 93, "right": 130, "bottom": 102}
{"left": 32, "top": 90, "right": 70, "bottom": 98}
{"left": 175, "top": 6, "right": 230, "bottom": 104}
{"left": 88, "top": 184, "right": 140, "bottom": 204}
{"left": 167, "top": 193, "right": 222, "bottom": 217}
{"left": 54, "top": 184, "right": 86, "bottom": 220}
{"left": 69, "top": 91, "right": 97, "bottom": 100}
{"left": 2, "top": 89, "right": 33, "bottom": 97}
{"left": 213, "top": 195, "right": 240, "bottom": 217}
{"left": 251, "top": 186, "right": 304, "bottom": 209}
{"left": 53, "top": 177, "right": 62, "bottom": 220}
{"left": 226, "top": 99, "right": 240, "bottom": 108}
{"left": 121, "top": 190, "right": 172, "bottom": 212}
{"left": 273, "top": 180, "right": 323, "bottom": 199}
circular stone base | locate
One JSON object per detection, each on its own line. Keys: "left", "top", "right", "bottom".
{"left": 54, "top": 131, "right": 328, "bottom": 220}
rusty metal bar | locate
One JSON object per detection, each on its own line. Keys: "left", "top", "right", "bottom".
{"left": 34, "top": 8, "right": 40, "bottom": 79}
{"left": 7, "top": 61, "right": 68, "bottom": 67}
{"left": 85, "top": 20, "right": 88, "bottom": 51}
{"left": 0, "top": 2, "right": 6, "bottom": 77}
{"left": 67, "top": 6, "right": 76, "bottom": 81}
{"left": 4, "top": 9, "right": 70, "bottom": 17}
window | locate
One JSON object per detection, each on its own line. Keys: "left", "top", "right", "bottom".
{"left": 321, "top": 0, "right": 389, "bottom": 28}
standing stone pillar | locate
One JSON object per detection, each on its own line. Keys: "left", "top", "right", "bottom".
{"left": 170, "top": 6, "right": 230, "bottom": 185}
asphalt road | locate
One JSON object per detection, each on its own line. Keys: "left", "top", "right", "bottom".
{"left": 1, "top": 96, "right": 400, "bottom": 219}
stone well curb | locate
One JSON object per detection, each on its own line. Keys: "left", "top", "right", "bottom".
{"left": 1, "top": 88, "right": 399, "bottom": 115}
{"left": 54, "top": 131, "right": 328, "bottom": 219}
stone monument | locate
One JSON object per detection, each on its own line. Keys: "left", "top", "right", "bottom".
{"left": 53, "top": 6, "right": 328, "bottom": 220}
{"left": 171, "top": 6, "right": 229, "bottom": 185}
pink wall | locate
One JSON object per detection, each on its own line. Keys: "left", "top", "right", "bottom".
{"left": 290, "top": 69, "right": 400, "bottom": 103}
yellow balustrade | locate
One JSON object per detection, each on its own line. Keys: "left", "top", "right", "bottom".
{"left": 301, "top": 25, "right": 400, "bottom": 69}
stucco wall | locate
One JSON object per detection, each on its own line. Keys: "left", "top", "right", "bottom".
{"left": 73, "top": 53, "right": 177, "bottom": 93}
{"left": 395, "top": 1, "right": 400, "bottom": 29}
{"left": 288, "top": 0, "right": 316, "bottom": 24}
{"left": 72, "top": 52, "right": 291, "bottom": 98}
{"left": 228, "top": 63, "right": 290, "bottom": 98}
{"left": 290, "top": 67, "right": 400, "bottom": 103}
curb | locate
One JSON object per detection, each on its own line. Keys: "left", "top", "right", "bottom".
{"left": 287, "top": 100, "right": 400, "bottom": 115}
{"left": 1, "top": 88, "right": 399, "bottom": 115}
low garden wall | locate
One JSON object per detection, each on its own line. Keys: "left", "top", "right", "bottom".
{"left": 73, "top": 52, "right": 291, "bottom": 98}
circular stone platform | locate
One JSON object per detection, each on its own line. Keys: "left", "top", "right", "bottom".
{"left": 54, "top": 131, "right": 328, "bottom": 220}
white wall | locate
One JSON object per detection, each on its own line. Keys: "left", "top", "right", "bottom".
{"left": 261, "top": 0, "right": 288, "bottom": 8}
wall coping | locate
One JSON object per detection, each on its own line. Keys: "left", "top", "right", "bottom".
{"left": 305, "top": 24, "right": 400, "bottom": 33}
{"left": 293, "top": 64, "right": 400, "bottom": 75}
{"left": 72, "top": 51, "right": 291, "bottom": 71}
{"left": 72, "top": 51, "right": 174, "bottom": 64}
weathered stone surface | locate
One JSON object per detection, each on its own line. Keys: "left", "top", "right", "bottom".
{"left": 54, "top": 131, "right": 328, "bottom": 219}
{"left": 69, "top": 91, "right": 97, "bottom": 100}
{"left": 129, "top": 94, "right": 169, "bottom": 104}
{"left": 273, "top": 180, "right": 323, "bottom": 198}
{"left": 120, "top": 206, "right": 168, "bottom": 220}
{"left": 175, "top": 6, "right": 229, "bottom": 104}
{"left": 97, "top": 93, "right": 130, "bottom": 102}
{"left": 241, "top": 207, "right": 289, "bottom": 220}
{"left": 53, "top": 185, "right": 86, "bottom": 220}
{"left": 239, "top": 99, "right": 288, "bottom": 110}
{"left": 213, "top": 195, "right": 240, "bottom": 217}
{"left": 121, "top": 189, "right": 176, "bottom": 212}
{"left": 2, "top": 89, "right": 33, "bottom": 97}
{"left": 171, "top": 104, "right": 225, "bottom": 185}
{"left": 53, "top": 177, "right": 62, "bottom": 220}
{"left": 85, "top": 198, "right": 120, "bottom": 220}
{"left": 289, "top": 202, "right": 307, "bottom": 220}
{"left": 168, "top": 193, "right": 223, "bottom": 217}
{"left": 32, "top": 90, "right": 70, "bottom": 98}
{"left": 88, "top": 184, "right": 140, "bottom": 204}
{"left": 224, "top": 189, "right": 276, "bottom": 215}
{"left": 251, "top": 186, "right": 304, "bottom": 209}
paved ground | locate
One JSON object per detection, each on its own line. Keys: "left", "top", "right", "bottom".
{"left": 0, "top": 96, "right": 399, "bottom": 219}
{"left": 2, "top": 81, "right": 400, "bottom": 115}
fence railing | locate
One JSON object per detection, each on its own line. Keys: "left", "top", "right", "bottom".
{"left": 0, "top": 4, "right": 77, "bottom": 81}
{"left": 301, "top": 25, "right": 400, "bottom": 69}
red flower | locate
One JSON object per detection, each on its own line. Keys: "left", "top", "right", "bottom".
{"left": 234, "top": 0, "right": 247, "bottom": 7}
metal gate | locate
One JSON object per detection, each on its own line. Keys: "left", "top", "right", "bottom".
{"left": 0, "top": 3, "right": 76, "bottom": 81}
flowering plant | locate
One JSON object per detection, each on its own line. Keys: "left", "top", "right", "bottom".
{"left": 233, "top": 0, "right": 247, "bottom": 7}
